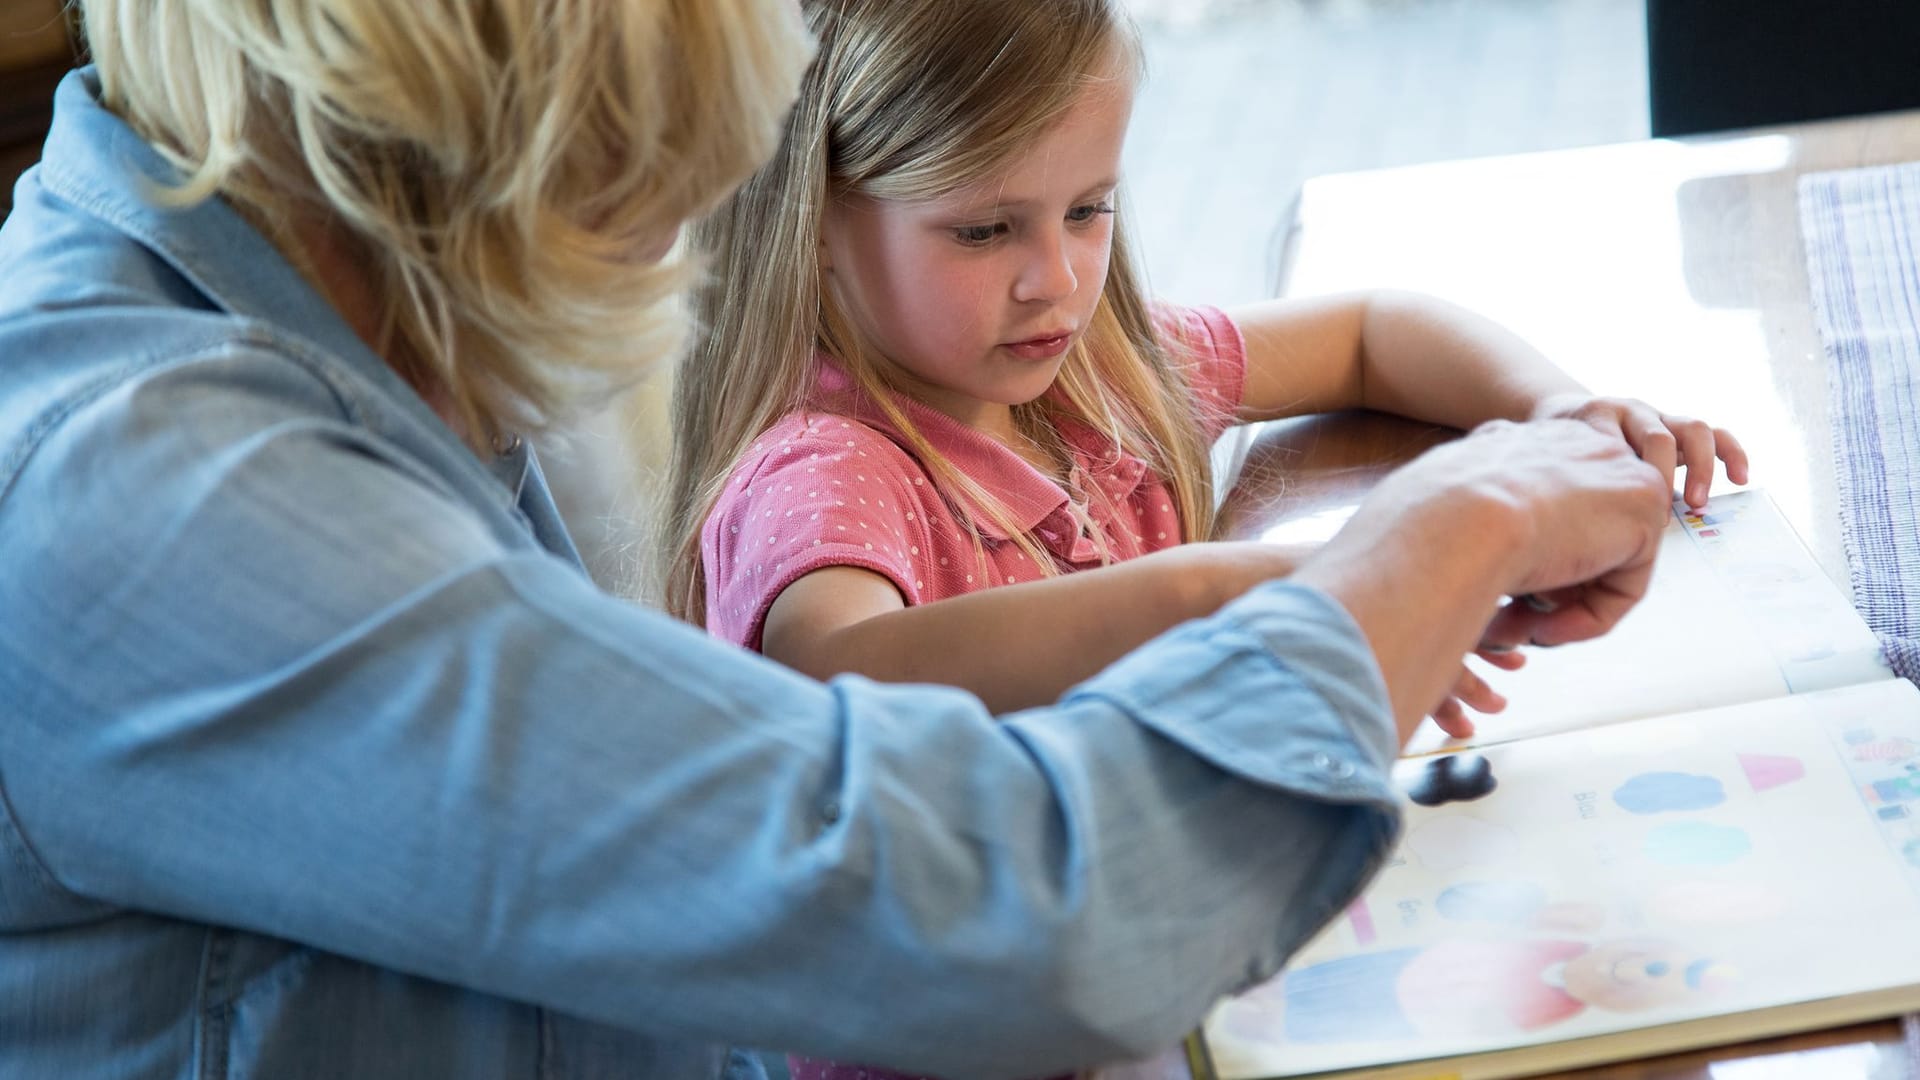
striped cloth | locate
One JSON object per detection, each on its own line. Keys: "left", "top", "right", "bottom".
{"left": 1801, "top": 162, "right": 1920, "bottom": 680}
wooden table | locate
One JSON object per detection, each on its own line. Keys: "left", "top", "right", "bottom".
{"left": 1212, "top": 111, "right": 1920, "bottom": 1079}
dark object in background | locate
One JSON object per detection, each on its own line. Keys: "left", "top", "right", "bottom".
{"left": 1648, "top": 0, "right": 1920, "bottom": 136}
{"left": 1, "top": 2, "right": 79, "bottom": 218}
{"left": 1402, "top": 752, "right": 1498, "bottom": 807}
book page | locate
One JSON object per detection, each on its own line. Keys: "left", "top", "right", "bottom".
{"left": 1204, "top": 678, "right": 1920, "bottom": 1079}
{"left": 1404, "top": 489, "right": 1890, "bottom": 756}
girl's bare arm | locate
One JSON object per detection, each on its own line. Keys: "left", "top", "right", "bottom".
{"left": 1227, "top": 290, "right": 1747, "bottom": 506}
{"left": 761, "top": 541, "right": 1314, "bottom": 716}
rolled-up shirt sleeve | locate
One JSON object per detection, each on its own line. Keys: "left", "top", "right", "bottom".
{"left": 0, "top": 344, "right": 1400, "bottom": 1078}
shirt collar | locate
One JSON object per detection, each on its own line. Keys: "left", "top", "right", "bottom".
{"left": 35, "top": 69, "right": 442, "bottom": 436}
{"left": 809, "top": 357, "right": 1152, "bottom": 543}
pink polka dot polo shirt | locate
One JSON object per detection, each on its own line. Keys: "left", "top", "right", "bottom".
{"left": 702, "top": 304, "right": 1246, "bottom": 654}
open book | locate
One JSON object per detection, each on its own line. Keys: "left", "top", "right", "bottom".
{"left": 1403, "top": 488, "right": 1890, "bottom": 756}
{"left": 1196, "top": 489, "right": 1920, "bottom": 1079}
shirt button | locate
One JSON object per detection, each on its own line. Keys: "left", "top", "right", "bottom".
{"left": 1312, "top": 752, "right": 1355, "bottom": 780}
{"left": 820, "top": 798, "right": 842, "bottom": 825}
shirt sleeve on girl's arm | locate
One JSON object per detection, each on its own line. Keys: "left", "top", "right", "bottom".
{"left": 1154, "top": 302, "right": 1249, "bottom": 445}
{"left": 704, "top": 418, "right": 936, "bottom": 650}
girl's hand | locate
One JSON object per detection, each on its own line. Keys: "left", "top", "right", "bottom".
{"left": 1429, "top": 646, "right": 1526, "bottom": 739}
{"left": 1531, "top": 393, "right": 1750, "bottom": 509}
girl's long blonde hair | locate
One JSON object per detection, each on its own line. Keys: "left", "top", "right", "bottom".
{"left": 662, "top": 0, "right": 1220, "bottom": 624}
{"left": 81, "top": 0, "right": 813, "bottom": 448}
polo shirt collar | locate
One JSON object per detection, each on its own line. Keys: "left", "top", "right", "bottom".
{"left": 810, "top": 358, "right": 1153, "bottom": 548}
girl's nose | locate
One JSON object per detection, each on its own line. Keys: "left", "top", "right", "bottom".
{"left": 1013, "top": 232, "right": 1077, "bottom": 304}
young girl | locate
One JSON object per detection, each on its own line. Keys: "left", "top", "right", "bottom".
{"left": 662, "top": 0, "right": 1744, "bottom": 1071}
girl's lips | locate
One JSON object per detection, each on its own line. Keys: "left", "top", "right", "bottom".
{"left": 1003, "top": 333, "right": 1072, "bottom": 360}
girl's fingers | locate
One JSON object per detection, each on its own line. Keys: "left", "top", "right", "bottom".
{"left": 1430, "top": 697, "right": 1476, "bottom": 740}
{"left": 1475, "top": 645, "right": 1527, "bottom": 671}
{"left": 1634, "top": 421, "right": 1680, "bottom": 495}
{"left": 1668, "top": 418, "right": 1717, "bottom": 508}
{"left": 1563, "top": 398, "right": 1749, "bottom": 507}
{"left": 1450, "top": 665, "right": 1507, "bottom": 715}
{"left": 1714, "top": 426, "right": 1751, "bottom": 484}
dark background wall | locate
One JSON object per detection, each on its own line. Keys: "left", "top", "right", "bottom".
{"left": 1647, "top": 0, "right": 1920, "bottom": 137}
{"left": 2, "top": 1, "right": 79, "bottom": 218}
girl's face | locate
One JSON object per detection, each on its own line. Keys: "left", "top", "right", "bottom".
{"left": 820, "top": 64, "right": 1135, "bottom": 438}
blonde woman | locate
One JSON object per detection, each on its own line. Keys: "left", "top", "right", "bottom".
{"left": 1, "top": 0, "right": 1680, "bottom": 1077}
{"left": 665, "top": 0, "right": 1743, "bottom": 746}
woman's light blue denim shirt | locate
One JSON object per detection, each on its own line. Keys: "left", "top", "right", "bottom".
{"left": 0, "top": 71, "right": 1401, "bottom": 1080}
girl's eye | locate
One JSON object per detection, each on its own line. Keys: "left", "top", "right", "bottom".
{"left": 1068, "top": 202, "right": 1116, "bottom": 225}
{"left": 953, "top": 223, "right": 1005, "bottom": 246}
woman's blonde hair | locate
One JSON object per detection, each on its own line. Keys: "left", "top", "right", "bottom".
{"left": 662, "top": 0, "right": 1219, "bottom": 624}
{"left": 81, "top": 0, "right": 813, "bottom": 447}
